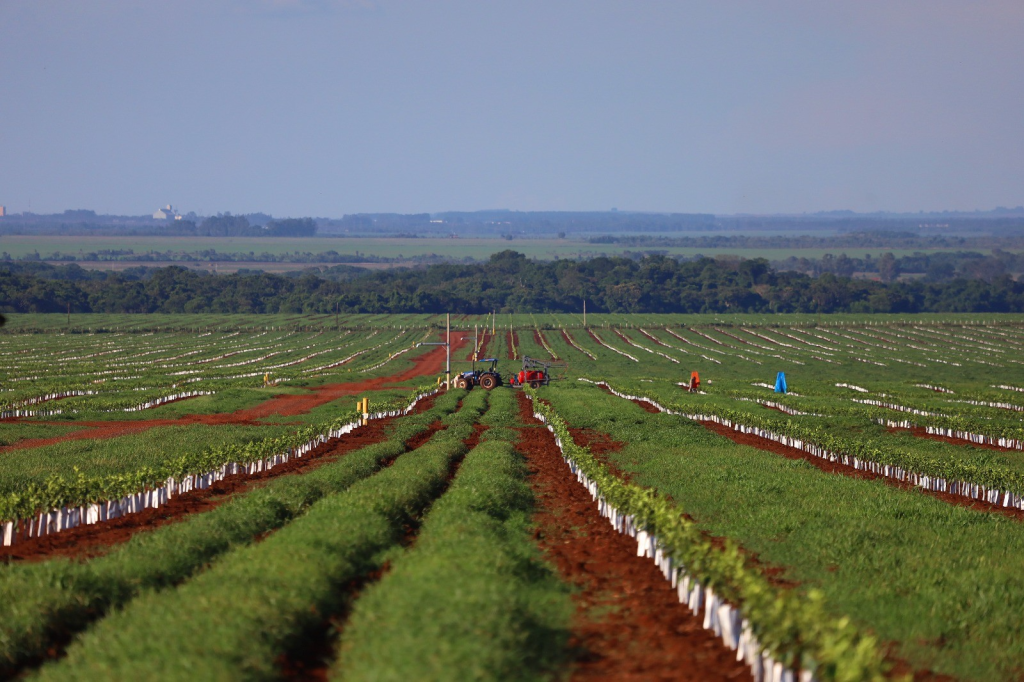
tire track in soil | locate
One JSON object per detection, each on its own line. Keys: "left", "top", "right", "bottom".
{"left": 514, "top": 392, "right": 749, "bottom": 681}
{"left": 0, "top": 333, "right": 469, "bottom": 453}
{"left": 0, "top": 396, "right": 444, "bottom": 563}
{"left": 277, "top": 421, "right": 489, "bottom": 681}
{"left": 616, "top": 388, "right": 1024, "bottom": 524}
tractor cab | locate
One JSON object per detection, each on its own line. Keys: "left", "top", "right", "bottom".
{"left": 454, "top": 358, "right": 503, "bottom": 390}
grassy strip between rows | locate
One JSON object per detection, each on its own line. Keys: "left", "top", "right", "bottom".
{"left": 0, "top": 388, "right": 465, "bottom": 677}
{"left": 0, "top": 388, "right": 429, "bottom": 526}
{"left": 333, "top": 387, "right": 571, "bottom": 682}
{"left": 557, "top": 381, "right": 1024, "bottom": 681}
{"left": 30, "top": 389, "right": 488, "bottom": 681}
{"left": 592, "top": 375, "right": 1024, "bottom": 502}
{"left": 529, "top": 389, "right": 891, "bottom": 682}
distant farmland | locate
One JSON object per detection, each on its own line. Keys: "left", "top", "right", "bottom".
{"left": 5, "top": 313, "right": 1024, "bottom": 679}
{"left": 0, "top": 234, "right": 998, "bottom": 268}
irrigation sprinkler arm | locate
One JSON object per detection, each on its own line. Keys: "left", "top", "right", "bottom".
{"left": 416, "top": 341, "right": 451, "bottom": 388}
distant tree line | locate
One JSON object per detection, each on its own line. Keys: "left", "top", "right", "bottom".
{"left": 774, "top": 249, "right": 1024, "bottom": 283}
{"left": 589, "top": 231, "right": 1024, "bottom": 250}
{"left": 5, "top": 251, "right": 1024, "bottom": 315}
{"left": 160, "top": 215, "right": 317, "bottom": 237}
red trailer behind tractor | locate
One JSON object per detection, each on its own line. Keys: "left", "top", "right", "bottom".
{"left": 509, "top": 356, "right": 565, "bottom": 389}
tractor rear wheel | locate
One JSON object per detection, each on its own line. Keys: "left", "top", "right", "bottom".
{"left": 480, "top": 374, "right": 498, "bottom": 390}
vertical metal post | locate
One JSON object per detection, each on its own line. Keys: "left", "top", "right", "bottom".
{"left": 583, "top": 300, "right": 587, "bottom": 327}
{"left": 474, "top": 324, "right": 478, "bottom": 365}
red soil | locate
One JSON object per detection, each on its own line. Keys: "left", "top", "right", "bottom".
{"left": 569, "top": 427, "right": 632, "bottom": 483}
{"left": 515, "top": 392, "right": 749, "bottom": 681}
{"left": 639, "top": 329, "right": 670, "bottom": 347}
{"left": 567, "top": 427, "right": 624, "bottom": 456}
{"left": 479, "top": 332, "right": 492, "bottom": 359}
{"left": 586, "top": 391, "right": 961, "bottom": 678}
{"left": 533, "top": 330, "right": 556, "bottom": 359}
{"left": 0, "top": 395, "right": 443, "bottom": 563}
{"left": 890, "top": 425, "right": 1023, "bottom": 453}
{"left": 561, "top": 329, "right": 594, "bottom": 360}
{"left": 698, "top": 415, "right": 1024, "bottom": 523}
{"left": 632, "top": 398, "right": 661, "bottom": 414}
{"left": 277, "top": 419, "right": 487, "bottom": 681}
{"left": 0, "top": 333, "right": 467, "bottom": 453}
{"left": 612, "top": 329, "right": 635, "bottom": 346}
{"left": 277, "top": 563, "right": 390, "bottom": 682}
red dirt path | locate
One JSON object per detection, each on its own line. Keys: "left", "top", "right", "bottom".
{"left": 0, "top": 395, "right": 443, "bottom": 563}
{"left": 515, "top": 392, "right": 749, "bottom": 681}
{"left": 0, "top": 333, "right": 468, "bottom": 454}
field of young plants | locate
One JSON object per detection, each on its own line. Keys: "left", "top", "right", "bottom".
{"left": 3, "top": 312, "right": 1024, "bottom": 681}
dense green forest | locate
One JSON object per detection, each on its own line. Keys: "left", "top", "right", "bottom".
{"left": 3, "top": 250, "right": 1024, "bottom": 315}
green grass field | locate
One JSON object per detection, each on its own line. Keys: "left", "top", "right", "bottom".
{"left": 4, "top": 313, "right": 1024, "bottom": 680}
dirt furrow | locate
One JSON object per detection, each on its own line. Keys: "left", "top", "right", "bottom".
{"left": 0, "top": 333, "right": 468, "bottom": 453}
{"left": 277, "top": 421, "right": 488, "bottom": 681}
{"left": 514, "top": 392, "right": 748, "bottom": 681}
{"left": 616, "top": 389, "right": 1024, "bottom": 524}
{"left": 890, "top": 425, "right": 1023, "bottom": 453}
{"left": 0, "top": 396, "right": 441, "bottom": 563}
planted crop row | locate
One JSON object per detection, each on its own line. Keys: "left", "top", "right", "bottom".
{"left": 31, "top": 390, "right": 489, "bottom": 681}
{"left": 334, "top": 387, "right": 570, "bottom": 681}
{"left": 878, "top": 418, "right": 1024, "bottom": 451}
{"left": 586, "top": 378, "right": 1024, "bottom": 511}
{"left": 1, "top": 386, "right": 436, "bottom": 544}
{"left": 528, "top": 391, "right": 888, "bottom": 682}
{"left": 0, "top": 388, "right": 467, "bottom": 676}
{"left": 558, "top": 328, "right": 596, "bottom": 360}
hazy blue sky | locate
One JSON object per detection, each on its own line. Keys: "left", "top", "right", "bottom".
{"left": 1, "top": 1, "right": 1021, "bottom": 216}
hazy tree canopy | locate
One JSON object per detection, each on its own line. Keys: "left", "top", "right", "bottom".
{"left": 4, "top": 251, "right": 1024, "bottom": 315}
{"left": 198, "top": 214, "right": 251, "bottom": 237}
{"left": 264, "top": 218, "right": 316, "bottom": 237}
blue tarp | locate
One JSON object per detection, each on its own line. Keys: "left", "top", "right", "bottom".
{"left": 774, "top": 372, "right": 787, "bottom": 394}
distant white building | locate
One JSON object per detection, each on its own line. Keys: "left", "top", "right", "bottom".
{"left": 153, "top": 204, "right": 181, "bottom": 220}
{"left": 0, "top": 205, "right": 6, "bottom": 217}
